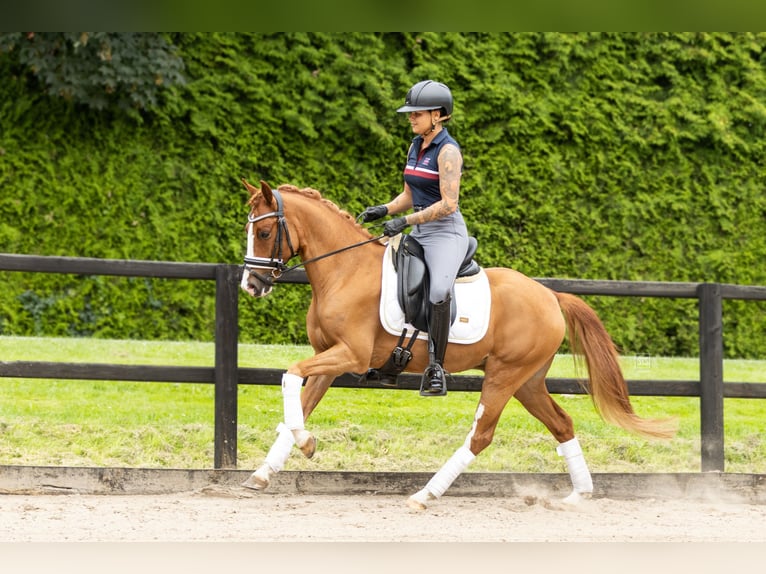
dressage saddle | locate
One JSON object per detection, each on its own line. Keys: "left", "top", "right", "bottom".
{"left": 394, "top": 234, "right": 480, "bottom": 333}
{"left": 362, "top": 234, "right": 480, "bottom": 389}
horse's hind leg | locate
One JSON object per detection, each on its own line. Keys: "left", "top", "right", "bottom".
{"left": 513, "top": 362, "right": 593, "bottom": 503}
{"left": 407, "top": 363, "right": 528, "bottom": 510}
{"left": 242, "top": 373, "right": 334, "bottom": 491}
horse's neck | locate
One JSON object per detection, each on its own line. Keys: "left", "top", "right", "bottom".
{"left": 284, "top": 193, "right": 383, "bottom": 294}
{"left": 302, "top": 234, "right": 382, "bottom": 280}
{"left": 299, "top": 225, "right": 383, "bottom": 294}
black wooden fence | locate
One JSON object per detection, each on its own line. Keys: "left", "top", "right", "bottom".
{"left": 1, "top": 253, "right": 765, "bottom": 472}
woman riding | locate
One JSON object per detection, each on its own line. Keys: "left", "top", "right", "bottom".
{"left": 359, "top": 79, "right": 470, "bottom": 394}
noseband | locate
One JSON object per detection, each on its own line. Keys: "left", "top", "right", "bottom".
{"left": 243, "top": 189, "right": 296, "bottom": 286}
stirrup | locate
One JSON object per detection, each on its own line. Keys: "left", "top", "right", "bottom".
{"left": 419, "top": 363, "right": 447, "bottom": 396}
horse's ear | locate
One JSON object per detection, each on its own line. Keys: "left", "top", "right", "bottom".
{"left": 260, "top": 180, "right": 274, "bottom": 206}
{"left": 241, "top": 177, "right": 260, "bottom": 197}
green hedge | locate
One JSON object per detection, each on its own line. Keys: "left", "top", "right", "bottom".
{"left": 1, "top": 33, "right": 765, "bottom": 358}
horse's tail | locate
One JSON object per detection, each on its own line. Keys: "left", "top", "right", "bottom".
{"left": 555, "top": 291, "right": 677, "bottom": 440}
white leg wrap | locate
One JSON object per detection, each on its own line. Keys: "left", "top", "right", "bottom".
{"left": 423, "top": 445, "right": 476, "bottom": 499}
{"left": 557, "top": 437, "right": 593, "bottom": 495}
{"left": 264, "top": 423, "right": 296, "bottom": 472}
{"left": 282, "top": 372, "right": 305, "bottom": 430}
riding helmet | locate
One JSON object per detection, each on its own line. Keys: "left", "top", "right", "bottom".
{"left": 396, "top": 80, "right": 453, "bottom": 117}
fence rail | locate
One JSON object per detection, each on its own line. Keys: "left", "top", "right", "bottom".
{"left": 2, "top": 252, "right": 766, "bottom": 471}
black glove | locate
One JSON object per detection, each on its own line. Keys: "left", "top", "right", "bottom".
{"left": 383, "top": 216, "right": 409, "bottom": 237}
{"left": 358, "top": 204, "right": 388, "bottom": 223}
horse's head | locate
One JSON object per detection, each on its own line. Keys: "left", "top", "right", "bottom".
{"left": 240, "top": 178, "right": 297, "bottom": 297}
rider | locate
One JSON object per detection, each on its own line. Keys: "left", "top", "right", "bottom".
{"left": 359, "top": 79, "right": 470, "bottom": 394}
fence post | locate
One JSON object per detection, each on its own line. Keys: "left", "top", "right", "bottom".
{"left": 697, "top": 283, "right": 724, "bottom": 472}
{"left": 214, "top": 264, "right": 240, "bottom": 469}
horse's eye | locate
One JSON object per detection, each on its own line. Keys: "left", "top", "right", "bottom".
{"left": 258, "top": 230, "right": 271, "bottom": 240}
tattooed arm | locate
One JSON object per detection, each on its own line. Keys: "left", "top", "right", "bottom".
{"left": 407, "top": 143, "right": 462, "bottom": 225}
{"left": 384, "top": 183, "right": 414, "bottom": 215}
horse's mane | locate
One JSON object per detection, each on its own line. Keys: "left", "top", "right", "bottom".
{"left": 249, "top": 184, "right": 374, "bottom": 238}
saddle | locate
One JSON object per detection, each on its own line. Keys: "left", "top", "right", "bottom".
{"left": 362, "top": 234, "right": 480, "bottom": 390}
{"left": 394, "top": 234, "right": 481, "bottom": 332}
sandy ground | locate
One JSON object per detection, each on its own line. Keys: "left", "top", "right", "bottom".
{"left": 3, "top": 485, "right": 766, "bottom": 543}
{"left": 4, "top": 486, "right": 765, "bottom": 574}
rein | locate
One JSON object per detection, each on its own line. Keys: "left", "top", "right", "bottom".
{"left": 243, "top": 188, "right": 385, "bottom": 285}
{"left": 278, "top": 234, "right": 386, "bottom": 276}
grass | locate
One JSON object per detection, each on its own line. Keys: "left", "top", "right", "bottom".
{"left": 1, "top": 336, "right": 764, "bottom": 473}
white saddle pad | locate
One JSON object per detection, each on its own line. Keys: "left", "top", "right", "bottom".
{"left": 379, "top": 240, "right": 491, "bottom": 344}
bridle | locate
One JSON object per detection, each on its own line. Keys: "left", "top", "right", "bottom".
{"left": 243, "top": 188, "right": 385, "bottom": 287}
{"left": 243, "top": 188, "right": 296, "bottom": 287}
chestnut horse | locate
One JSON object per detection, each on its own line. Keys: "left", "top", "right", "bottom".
{"left": 239, "top": 179, "right": 676, "bottom": 510}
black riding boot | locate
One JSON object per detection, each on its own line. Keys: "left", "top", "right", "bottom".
{"left": 421, "top": 297, "right": 451, "bottom": 396}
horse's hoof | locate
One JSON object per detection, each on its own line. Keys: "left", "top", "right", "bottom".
{"left": 406, "top": 496, "right": 427, "bottom": 511}
{"left": 241, "top": 475, "right": 267, "bottom": 490}
{"left": 294, "top": 429, "right": 316, "bottom": 459}
{"left": 561, "top": 490, "right": 592, "bottom": 505}
{"left": 407, "top": 488, "right": 436, "bottom": 510}
{"left": 241, "top": 467, "right": 271, "bottom": 491}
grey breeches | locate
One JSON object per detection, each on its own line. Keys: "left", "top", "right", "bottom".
{"left": 410, "top": 210, "right": 469, "bottom": 304}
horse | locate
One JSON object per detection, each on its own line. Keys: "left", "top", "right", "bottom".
{"left": 238, "top": 179, "right": 677, "bottom": 510}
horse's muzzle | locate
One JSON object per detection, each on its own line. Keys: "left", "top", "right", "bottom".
{"left": 240, "top": 267, "right": 274, "bottom": 297}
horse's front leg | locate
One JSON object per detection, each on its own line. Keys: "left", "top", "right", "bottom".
{"left": 241, "top": 373, "right": 334, "bottom": 491}
{"left": 242, "top": 339, "right": 369, "bottom": 493}
{"left": 293, "top": 373, "right": 338, "bottom": 459}
{"left": 242, "top": 372, "right": 302, "bottom": 490}
{"left": 242, "top": 340, "right": 372, "bottom": 492}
